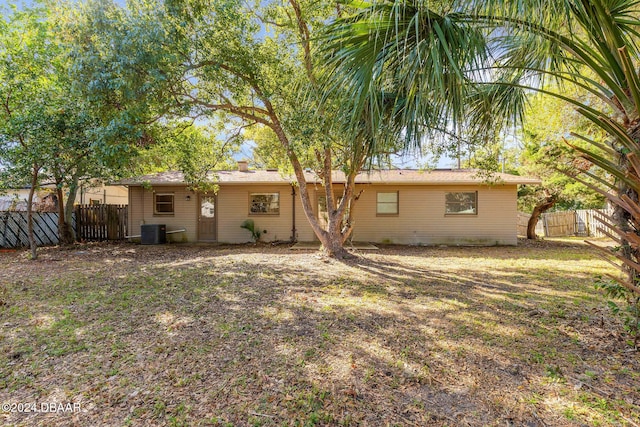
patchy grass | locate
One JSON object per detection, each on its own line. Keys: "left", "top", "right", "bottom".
{"left": 0, "top": 239, "right": 638, "bottom": 426}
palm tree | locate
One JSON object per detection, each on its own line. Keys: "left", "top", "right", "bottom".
{"left": 322, "top": 0, "right": 640, "bottom": 339}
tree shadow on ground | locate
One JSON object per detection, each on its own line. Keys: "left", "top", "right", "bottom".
{"left": 0, "top": 244, "right": 637, "bottom": 427}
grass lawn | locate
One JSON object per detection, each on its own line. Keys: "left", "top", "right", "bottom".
{"left": 0, "top": 239, "right": 638, "bottom": 426}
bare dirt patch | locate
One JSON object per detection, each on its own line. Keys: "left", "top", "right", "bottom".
{"left": 0, "top": 241, "right": 638, "bottom": 426}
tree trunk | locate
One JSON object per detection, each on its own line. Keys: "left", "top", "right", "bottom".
{"left": 527, "top": 194, "right": 557, "bottom": 239}
{"left": 612, "top": 154, "right": 639, "bottom": 280}
{"left": 319, "top": 232, "right": 350, "bottom": 258}
{"left": 56, "top": 186, "right": 75, "bottom": 245}
{"left": 27, "top": 166, "right": 39, "bottom": 260}
{"left": 57, "top": 178, "right": 78, "bottom": 245}
{"left": 317, "top": 205, "right": 351, "bottom": 259}
{"left": 65, "top": 181, "right": 78, "bottom": 242}
{"left": 265, "top": 108, "right": 360, "bottom": 258}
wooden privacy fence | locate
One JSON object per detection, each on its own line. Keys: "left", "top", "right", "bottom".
{"left": 518, "top": 209, "right": 613, "bottom": 238}
{"left": 517, "top": 212, "right": 543, "bottom": 236}
{"left": 0, "top": 211, "right": 66, "bottom": 248}
{"left": 75, "top": 204, "right": 127, "bottom": 242}
{"left": 0, "top": 205, "right": 127, "bottom": 248}
{"left": 542, "top": 211, "right": 577, "bottom": 237}
{"left": 575, "top": 209, "right": 612, "bottom": 237}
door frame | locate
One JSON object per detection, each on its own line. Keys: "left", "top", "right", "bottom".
{"left": 197, "top": 193, "right": 218, "bottom": 242}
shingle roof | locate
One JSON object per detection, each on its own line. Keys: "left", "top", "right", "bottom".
{"left": 115, "top": 169, "right": 540, "bottom": 186}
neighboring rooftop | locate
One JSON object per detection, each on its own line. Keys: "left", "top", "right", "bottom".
{"left": 116, "top": 168, "right": 540, "bottom": 186}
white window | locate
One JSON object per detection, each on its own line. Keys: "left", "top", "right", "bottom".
{"left": 445, "top": 192, "right": 477, "bottom": 215}
{"left": 154, "top": 193, "right": 174, "bottom": 215}
{"left": 377, "top": 192, "right": 399, "bottom": 215}
{"left": 249, "top": 193, "right": 280, "bottom": 215}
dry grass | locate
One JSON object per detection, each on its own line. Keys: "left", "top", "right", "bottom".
{"left": 0, "top": 239, "right": 638, "bottom": 426}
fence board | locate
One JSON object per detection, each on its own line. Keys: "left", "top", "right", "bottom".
{"left": 517, "top": 212, "right": 545, "bottom": 236}
{"left": 0, "top": 211, "right": 60, "bottom": 248}
{"left": 0, "top": 205, "right": 128, "bottom": 248}
{"left": 14, "top": 213, "right": 29, "bottom": 246}
{"left": 32, "top": 213, "right": 55, "bottom": 246}
{"left": 5, "top": 214, "right": 24, "bottom": 246}
{"left": 74, "top": 204, "right": 127, "bottom": 242}
{"left": 517, "top": 212, "right": 529, "bottom": 236}
{"left": 576, "top": 209, "right": 613, "bottom": 238}
{"left": 37, "top": 213, "right": 59, "bottom": 243}
{"left": 518, "top": 209, "right": 614, "bottom": 238}
{"left": 542, "top": 211, "right": 576, "bottom": 237}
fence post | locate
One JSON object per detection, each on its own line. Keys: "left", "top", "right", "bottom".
{"left": 107, "top": 205, "right": 116, "bottom": 240}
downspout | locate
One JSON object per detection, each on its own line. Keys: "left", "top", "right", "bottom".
{"left": 291, "top": 184, "right": 297, "bottom": 242}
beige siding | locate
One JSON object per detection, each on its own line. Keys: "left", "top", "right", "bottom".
{"left": 128, "top": 184, "right": 315, "bottom": 243}
{"left": 128, "top": 186, "right": 197, "bottom": 242}
{"left": 293, "top": 186, "right": 316, "bottom": 242}
{"left": 218, "top": 184, "right": 306, "bottom": 243}
{"left": 80, "top": 185, "right": 129, "bottom": 205}
{"left": 2, "top": 185, "right": 129, "bottom": 205}
{"left": 349, "top": 184, "right": 518, "bottom": 246}
{"left": 127, "top": 183, "right": 518, "bottom": 245}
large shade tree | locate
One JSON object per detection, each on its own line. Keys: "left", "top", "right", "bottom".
{"left": 0, "top": 5, "right": 126, "bottom": 255}
{"left": 67, "top": 0, "right": 492, "bottom": 257}
{"left": 0, "top": 6, "right": 65, "bottom": 258}
{"left": 323, "top": 0, "right": 640, "bottom": 339}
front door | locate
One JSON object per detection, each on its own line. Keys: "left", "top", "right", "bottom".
{"left": 317, "top": 192, "right": 348, "bottom": 240}
{"left": 198, "top": 194, "right": 217, "bottom": 241}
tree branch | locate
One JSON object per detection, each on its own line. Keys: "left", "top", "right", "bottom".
{"left": 244, "top": 1, "right": 289, "bottom": 28}
{"left": 180, "top": 92, "right": 274, "bottom": 128}
{"left": 289, "top": 0, "right": 316, "bottom": 86}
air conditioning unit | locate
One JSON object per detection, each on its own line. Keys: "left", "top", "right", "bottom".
{"left": 141, "top": 224, "right": 167, "bottom": 245}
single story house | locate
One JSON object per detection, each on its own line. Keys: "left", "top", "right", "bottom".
{"left": 118, "top": 165, "right": 539, "bottom": 246}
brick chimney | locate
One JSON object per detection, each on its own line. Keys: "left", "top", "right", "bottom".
{"left": 237, "top": 160, "right": 249, "bottom": 172}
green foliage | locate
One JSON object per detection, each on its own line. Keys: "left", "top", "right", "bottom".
{"left": 0, "top": 4, "right": 68, "bottom": 254}
{"left": 518, "top": 92, "right": 607, "bottom": 212}
{"left": 67, "top": 0, "right": 415, "bottom": 256}
{"left": 244, "top": 125, "right": 289, "bottom": 171}
{"left": 240, "top": 219, "right": 261, "bottom": 243}
{"left": 0, "top": 5, "right": 58, "bottom": 177}
{"left": 0, "top": 3, "right": 134, "bottom": 247}
{"left": 596, "top": 274, "right": 640, "bottom": 347}
{"left": 321, "top": 1, "right": 497, "bottom": 152}
{"left": 130, "top": 124, "right": 239, "bottom": 192}
{"left": 321, "top": 0, "right": 640, "bottom": 331}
